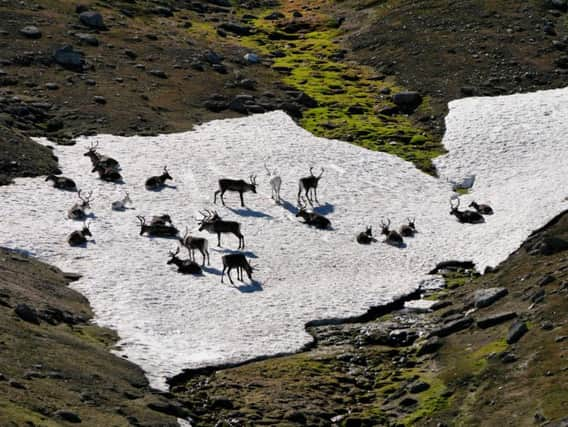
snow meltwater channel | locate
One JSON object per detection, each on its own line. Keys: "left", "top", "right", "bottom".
{"left": 1, "top": 88, "right": 567, "bottom": 390}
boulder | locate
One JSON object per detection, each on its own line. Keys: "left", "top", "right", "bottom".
{"left": 15, "top": 303, "right": 40, "bottom": 324}
{"left": 54, "top": 410, "right": 81, "bottom": 423}
{"left": 20, "top": 26, "right": 42, "bottom": 39}
{"left": 430, "top": 317, "right": 473, "bottom": 337}
{"left": 79, "top": 11, "right": 105, "bottom": 29}
{"left": 53, "top": 45, "right": 84, "bottom": 71}
{"left": 244, "top": 53, "right": 260, "bottom": 64}
{"left": 470, "top": 287, "right": 508, "bottom": 308}
{"left": 416, "top": 336, "right": 443, "bottom": 355}
{"left": 75, "top": 33, "right": 99, "bottom": 46}
{"left": 392, "top": 91, "right": 423, "bottom": 113}
{"left": 147, "top": 399, "right": 190, "bottom": 417}
{"left": 476, "top": 311, "right": 517, "bottom": 329}
{"left": 506, "top": 320, "right": 528, "bottom": 344}
{"left": 218, "top": 23, "right": 252, "bottom": 36}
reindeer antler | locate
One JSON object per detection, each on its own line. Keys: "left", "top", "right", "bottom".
{"left": 317, "top": 167, "right": 324, "bottom": 178}
{"left": 450, "top": 197, "right": 460, "bottom": 209}
{"left": 168, "top": 247, "right": 180, "bottom": 257}
{"left": 264, "top": 162, "right": 272, "bottom": 176}
{"left": 136, "top": 215, "right": 146, "bottom": 225}
{"left": 309, "top": 166, "right": 314, "bottom": 176}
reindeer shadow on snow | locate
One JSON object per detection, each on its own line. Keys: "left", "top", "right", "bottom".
{"left": 228, "top": 207, "right": 272, "bottom": 219}
{"left": 232, "top": 280, "right": 263, "bottom": 293}
{"left": 212, "top": 247, "right": 258, "bottom": 259}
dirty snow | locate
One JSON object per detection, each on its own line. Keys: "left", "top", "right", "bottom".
{"left": 1, "top": 88, "right": 567, "bottom": 390}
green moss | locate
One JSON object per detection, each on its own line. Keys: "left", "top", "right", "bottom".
{"left": 402, "top": 376, "right": 449, "bottom": 426}
{"left": 0, "top": 401, "right": 62, "bottom": 427}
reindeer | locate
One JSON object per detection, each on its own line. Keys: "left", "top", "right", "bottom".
{"left": 214, "top": 175, "right": 257, "bottom": 207}
{"left": 167, "top": 247, "right": 202, "bottom": 275}
{"left": 83, "top": 141, "right": 120, "bottom": 170}
{"left": 67, "top": 190, "right": 93, "bottom": 220}
{"left": 46, "top": 175, "right": 77, "bottom": 191}
{"left": 198, "top": 210, "right": 245, "bottom": 249}
{"left": 296, "top": 197, "right": 331, "bottom": 229}
{"left": 297, "top": 167, "right": 324, "bottom": 205}
{"left": 111, "top": 192, "right": 132, "bottom": 211}
{"left": 221, "top": 253, "right": 253, "bottom": 285}
{"left": 380, "top": 218, "right": 404, "bottom": 246}
{"left": 92, "top": 162, "right": 123, "bottom": 183}
{"left": 356, "top": 226, "right": 376, "bottom": 244}
{"left": 137, "top": 215, "right": 179, "bottom": 237}
{"left": 178, "top": 227, "right": 210, "bottom": 266}
{"left": 450, "top": 198, "right": 485, "bottom": 224}
{"left": 145, "top": 166, "right": 172, "bottom": 190}
{"left": 265, "top": 163, "right": 282, "bottom": 204}
{"left": 67, "top": 222, "right": 92, "bottom": 246}
{"left": 399, "top": 217, "right": 417, "bottom": 237}
{"left": 469, "top": 201, "right": 494, "bottom": 215}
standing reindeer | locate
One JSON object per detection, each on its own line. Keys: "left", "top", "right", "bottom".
{"left": 67, "top": 222, "right": 92, "bottom": 246}
{"left": 399, "top": 217, "right": 417, "bottom": 237}
{"left": 167, "top": 247, "right": 202, "bottom": 275}
{"left": 46, "top": 175, "right": 77, "bottom": 191}
{"left": 469, "top": 201, "right": 494, "bottom": 215}
{"left": 67, "top": 190, "right": 93, "bottom": 220}
{"left": 179, "top": 227, "right": 210, "bottom": 266}
{"left": 214, "top": 175, "right": 257, "bottom": 207}
{"left": 145, "top": 166, "right": 172, "bottom": 190}
{"left": 298, "top": 167, "right": 324, "bottom": 205}
{"left": 221, "top": 253, "right": 253, "bottom": 285}
{"left": 83, "top": 141, "right": 120, "bottom": 170}
{"left": 111, "top": 192, "right": 132, "bottom": 211}
{"left": 380, "top": 218, "right": 404, "bottom": 246}
{"left": 92, "top": 162, "right": 123, "bottom": 183}
{"left": 265, "top": 163, "right": 282, "bottom": 204}
{"left": 356, "top": 226, "right": 376, "bottom": 244}
{"left": 450, "top": 198, "right": 485, "bottom": 224}
{"left": 296, "top": 197, "right": 331, "bottom": 229}
{"left": 198, "top": 210, "right": 245, "bottom": 249}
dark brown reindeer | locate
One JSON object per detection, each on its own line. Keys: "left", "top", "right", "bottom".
{"left": 296, "top": 197, "right": 331, "bottom": 229}
{"left": 469, "top": 201, "right": 494, "bottom": 215}
{"left": 137, "top": 215, "right": 179, "bottom": 237}
{"left": 178, "top": 227, "right": 210, "bottom": 266}
{"left": 46, "top": 175, "right": 77, "bottom": 191}
{"left": 167, "top": 247, "right": 202, "bottom": 275}
{"left": 221, "top": 253, "right": 253, "bottom": 285}
{"left": 67, "top": 222, "right": 92, "bottom": 246}
{"left": 92, "top": 162, "right": 123, "bottom": 183}
{"left": 150, "top": 214, "right": 173, "bottom": 226}
{"left": 198, "top": 210, "right": 245, "bottom": 249}
{"left": 145, "top": 166, "right": 172, "bottom": 190}
{"left": 450, "top": 198, "right": 485, "bottom": 224}
{"left": 67, "top": 190, "right": 93, "bottom": 220}
{"left": 297, "top": 167, "right": 324, "bottom": 205}
{"left": 356, "top": 226, "right": 376, "bottom": 244}
{"left": 214, "top": 175, "right": 257, "bottom": 207}
{"left": 399, "top": 217, "right": 417, "bottom": 237}
{"left": 83, "top": 141, "right": 120, "bottom": 170}
{"left": 380, "top": 218, "right": 404, "bottom": 246}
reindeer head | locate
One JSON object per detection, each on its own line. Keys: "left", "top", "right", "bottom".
{"left": 123, "top": 192, "right": 131, "bottom": 205}
{"left": 450, "top": 198, "right": 460, "bottom": 216}
{"left": 365, "top": 225, "right": 373, "bottom": 237}
{"left": 249, "top": 175, "right": 257, "bottom": 193}
{"left": 310, "top": 166, "right": 325, "bottom": 181}
{"left": 162, "top": 166, "right": 172, "bottom": 181}
{"left": 84, "top": 141, "right": 99, "bottom": 157}
{"left": 380, "top": 219, "right": 391, "bottom": 236}
{"left": 136, "top": 215, "right": 147, "bottom": 235}
{"left": 78, "top": 190, "right": 93, "bottom": 208}
{"left": 296, "top": 197, "right": 309, "bottom": 217}
{"left": 407, "top": 217, "right": 416, "bottom": 230}
{"left": 45, "top": 175, "right": 55, "bottom": 182}
{"left": 167, "top": 247, "right": 181, "bottom": 264}
{"left": 81, "top": 221, "right": 92, "bottom": 237}
{"left": 197, "top": 210, "right": 219, "bottom": 231}
{"left": 468, "top": 201, "right": 479, "bottom": 210}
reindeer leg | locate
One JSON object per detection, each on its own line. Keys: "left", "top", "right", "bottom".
{"left": 221, "top": 265, "right": 227, "bottom": 283}
{"left": 217, "top": 233, "right": 221, "bottom": 247}
{"left": 227, "top": 267, "right": 234, "bottom": 285}
{"left": 206, "top": 249, "right": 210, "bottom": 266}
{"left": 220, "top": 190, "right": 226, "bottom": 206}
{"left": 240, "top": 191, "right": 245, "bottom": 207}
{"left": 314, "top": 187, "right": 319, "bottom": 204}
{"left": 297, "top": 185, "right": 302, "bottom": 204}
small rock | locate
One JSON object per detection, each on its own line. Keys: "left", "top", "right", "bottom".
{"left": 20, "top": 26, "right": 42, "bottom": 39}
{"left": 541, "top": 321, "right": 554, "bottom": 330}
{"left": 75, "top": 33, "right": 99, "bottom": 46}
{"left": 399, "top": 397, "right": 418, "bottom": 407}
{"left": 392, "top": 91, "right": 423, "bottom": 113}
{"left": 203, "top": 50, "right": 223, "bottom": 65}
{"left": 79, "top": 11, "right": 105, "bottom": 30}
{"left": 471, "top": 287, "right": 508, "bottom": 308}
{"left": 212, "top": 63, "right": 227, "bottom": 74}
{"left": 147, "top": 399, "right": 190, "bottom": 418}
{"left": 124, "top": 49, "right": 137, "bottom": 59}
{"left": 9, "top": 380, "right": 26, "bottom": 389}
{"left": 14, "top": 303, "right": 40, "bottom": 324}
{"left": 53, "top": 45, "right": 84, "bottom": 71}
{"left": 409, "top": 381, "right": 430, "bottom": 394}
{"left": 499, "top": 351, "right": 518, "bottom": 364}
{"left": 430, "top": 317, "right": 473, "bottom": 338}
{"left": 506, "top": 320, "right": 528, "bottom": 344}
{"left": 537, "top": 274, "right": 555, "bottom": 286}
{"left": 54, "top": 410, "right": 81, "bottom": 423}
{"left": 264, "top": 11, "right": 285, "bottom": 20}
{"left": 85, "top": 79, "right": 96, "bottom": 86}
{"left": 284, "top": 410, "right": 306, "bottom": 424}
{"left": 0, "top": 373, "right": 6, "bottom": 381}
{"left": 244, "top": 53, "right": 260, "bottom": 64}
{"left": 93, "top": 96, "right": 106, "bottom": 104}
{"left": 148, "top": 69, "right": 167, "bottom": 79}
{"left": 417, "top": 336, "right": 443, "bottom": 356}
{"left": 218, "top": 22, "right": 253, "bottom": 36}
{"left": 476, "top": 312, "right": 517, "bottom": 329}
{"left": 45, "top": 83, "right": 59, "bottom": 90}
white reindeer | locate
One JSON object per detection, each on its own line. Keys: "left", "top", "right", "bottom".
{"left": 264, "top": 163, "right": 282, "bottom": 204}
{"left": 111, "top": 192, "right": 132, "bottom": 211}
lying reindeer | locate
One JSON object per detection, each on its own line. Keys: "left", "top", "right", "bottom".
{"left": 400, "top": 217, "right": 417, "bottom": 237}
{"left": 356, "top": 226, "right": 376, "bottom": 244}
{"left": 296, "top": 197, "right": 331, "bottom": 229}
{"left": 221, "top": 253, "right": 253, "bottom": 285}
{"left": 83, "top": 141, "right": 120, "bottom": 170}
{"left": 450, "top": 198, "right": 484, "bottom": 224}
{"left": 67, "top": 222, "right": 92, "bottom": 246}
{"left": 380, "top": 218, "right": 404, "bottom": 246}
{"left": 214, "top": 175, "right": 257, "bottom": 207}
{"left": 111, "top": 192, "right": 132, "bottom": 211}
{"left": 167, "top": 247, "right": 202, "bottom": 275}
{"left": 198, "top": 209, "right": 245, "bottom": 249}
{"left": 298, "top": 166, "right": 324, "bottom": 205}
{"left": 469, "top": 201, "right": 493, "bottom": 215}
{"left": 151, "top": 214, "right": 173, "bottom": 226}
{"left": 92, "top": 162, "right": 123, "bottom": 183}
{"left": 145, "top": 166, "right": 172, "bottom": 190}
{"left": 137, "top": 215, "right": 179, "bottom": 237}
{"left": 46, "top": 175, "right": 77, "bottom": 191}
{"left": 265, "top": 163, "right": 282, "bottom": 204}
{"left": 179, "top": 227, "right": 210, "bottom": 266}
{"left": 67, "top": 190, "right": 93, "bottom": 220}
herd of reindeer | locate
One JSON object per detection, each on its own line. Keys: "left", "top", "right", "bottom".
{"left": 44, "top": 142, "right": 494, "bottom": 285}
